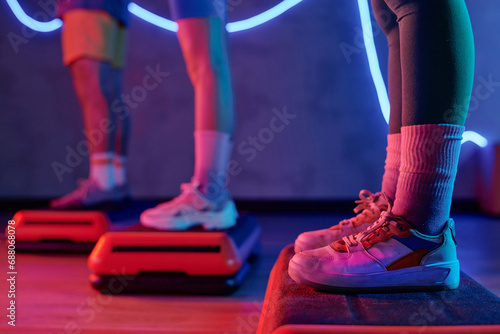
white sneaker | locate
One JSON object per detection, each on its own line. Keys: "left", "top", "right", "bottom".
{"left": 294, "top": 190, "right": 389, "bottom": 253}
{"left": 289, "top": 205, "right": 460, "bottom": 292}
{"left": 140, "top": 182, "right": 238, "bottom": 230}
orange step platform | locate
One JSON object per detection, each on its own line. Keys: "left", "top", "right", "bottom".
{"left": 88, "top": 214, "right": 261, "bottom": 295}
{"left": 7, "top": 210, "right": 109, "bottom": 252}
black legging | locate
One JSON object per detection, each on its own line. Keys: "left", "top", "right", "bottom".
{"left": 372, "top": 0, "right": 474, "bottom": 131}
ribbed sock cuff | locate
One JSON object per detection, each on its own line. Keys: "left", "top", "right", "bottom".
{"left": 381, "top": 133, "right": 401, "bottom": 202}
{"left": 393, "top": 124, "right": 464, "bottom": 234}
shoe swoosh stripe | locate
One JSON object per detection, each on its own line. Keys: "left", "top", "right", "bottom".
{"left": 386, "top": 249, "right": 429, "bottom": 271}
{"left": 366, "top": 238, "right": 413, "bottom": 267}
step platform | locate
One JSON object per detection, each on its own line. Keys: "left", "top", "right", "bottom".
{"left": 257, "top": 245, "right": 500, "bottom": 334}
{"left": 88, "top": 214, "right": 261, "bottom": 295}
{"left": 7, "top": 210, "right": 109, "bottom": 252}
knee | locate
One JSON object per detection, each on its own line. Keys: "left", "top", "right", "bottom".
{"left": 372, "top": 0, "right": 399, "bottom": 37}
{"left": 184, "top": 44, "right": 227, "bottom": 83}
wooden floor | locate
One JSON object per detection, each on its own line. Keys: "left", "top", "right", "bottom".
{"left": 1, "top": 211, "right": 499, "bottom": 333}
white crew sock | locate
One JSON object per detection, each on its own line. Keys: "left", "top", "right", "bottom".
{"left": 89, "top": 152, "right": 116, "bottom": 190}
{"left": 113, "top": 155, "right": 128, "bottom": 186}
{"left": 193, "top": 130, "right": 233, "bottom": 199}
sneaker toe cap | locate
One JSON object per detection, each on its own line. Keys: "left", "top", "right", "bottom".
{"left": 291, "top": 246, "right": 339, "bottom": 270}
{"left": 294, "top": 229, "right": 339, "bottom": 253}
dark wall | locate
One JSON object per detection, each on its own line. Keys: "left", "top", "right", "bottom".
{"left": 0, "top": 0, "right": 498, "bottom": 200}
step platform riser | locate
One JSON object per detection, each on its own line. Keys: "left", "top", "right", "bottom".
{"left": 257, "top": 245, "right": 500, "bottom": 334}
{"left": 88, "top": 214, "right": 261, "bottom": 295}
{"left": 6, "top": 210, "right": 109, "bottom": 252}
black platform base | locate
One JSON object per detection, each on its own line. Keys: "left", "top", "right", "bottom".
{"left": 257, "top": 245, "right": 500, "bottom": 334}
{"left": 16, "top": 240, "right": 97, "bottom": 253}
{"left": 90, "top": 259, "right": 253, "bottom": 295}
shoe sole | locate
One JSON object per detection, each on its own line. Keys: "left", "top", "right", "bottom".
{"left": 288, "top": 259, "right": 460, "bottom": 293}
{"left": 141, "top": 202, "right": 238, "bottom": 231}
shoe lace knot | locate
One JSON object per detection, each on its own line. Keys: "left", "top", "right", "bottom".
{"left": 335, "top": 190, "right": 383, "bottom": 228}
{"left": 342, "top": 194, "right": 405, "bottom": 247}
{"left": 155, "top": 181, "right": 200, "bottom": 210}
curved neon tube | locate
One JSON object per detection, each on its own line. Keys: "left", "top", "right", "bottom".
{"left": 6, "top": 0, "right": 62, "bottom": 32}
{"left": 227, "top": 0, "right": 303, "bottom": 32}
{"left": 128, "top": 3, "right": 178, "bottom": 32}
{"left": 357, "top": 0, "right": 390, "bottom": 123}
{"left": 462, "top": 131, "right": 488, "bottom": 147}
{"left": 6, "top": 0, "right": 304, "bottom": 33}
{"left": 357, "top": 0, "right": 487, "bottom": 147}
{"left": 6, "top": 0, "right": 490, "bottom": 148}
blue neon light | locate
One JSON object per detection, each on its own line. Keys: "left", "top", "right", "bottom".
{"left": 462, "top": 131, "right": 488, "bottom": 147}
{"left": 357, "top": 0, "right": 390, "bottom": 123}
{"left": 5, "top": 0, "right": 303, "bottom": 33}
{"left": 357, "top": 0, "right": 487, "bottom": 147}
{"left": 227, "top": 0, "right": 303, "bottom": 32}
{"left": 6, "top": 0, "right": 62, "bottom": 32}
{"left": 5, "top": 0, "right": 490, "bottom": 148}
{"left": 128, "top": 3, "right": 178, "bottom": 32}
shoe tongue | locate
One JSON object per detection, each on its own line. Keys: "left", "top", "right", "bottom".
{"left": 330, "top": 239, "right": 348, "bottom": 252}
{"left": 331, "top": 216, "right": 413, "bottom": 253}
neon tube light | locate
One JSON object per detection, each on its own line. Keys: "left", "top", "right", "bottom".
{"left": 5, "top": 0, "right": 490, "bottom": 148}
{"left": 6, "top": 0, "right": 62, "bottom": 32}
{"left": 6, "top": 0, "right": 304, "bottom": 33}
{"left": 227, "top": 0, "right": 303, "bottom": 32}
{"left": 462, "top": 131, "right": 488, "bottom": 147}
{"left": 357, "top": 0, "right": 487, "bottom": 147}
{"left": 357, "top": 0, "right": 390, "bottom": 123}
{"left": 128, "top": 3, "right": 178, "bottom": 32}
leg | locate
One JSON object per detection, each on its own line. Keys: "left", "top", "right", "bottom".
{"left": 110, "top": 26, "right": 130, "bottom": 191}
{"left": 51, "top": 10, "right": 126, "bottom": 209}
{"left": 140, "top": 1, "right": 237, "bottom": 230}
{"left": 372, "top": 0, "right": 402, "bottom": 134}
{"left": 176, "top": 17, "right": 234, "bottom": 136}
{"left": 70, "top": 59, "right": 115, "bottom": 156}
{"left": 386, "top": 0, "right": 474, "bottom": 234}
{"left": 372, "top": 0, "right": 402, "bottom": 203}
{"left": 289, "top": 0, "right": 473, "bottom": 291}
{"left": 177, "top": 16, "right": 235, "bottom": 197}
{"left": 111, "top": 67, "right": 130, "bottom": 188}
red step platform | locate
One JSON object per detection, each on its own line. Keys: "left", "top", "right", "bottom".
{"left": 257, "top": 245, "right": 500, "bottom": 334}
{"left": 88, "top": 214, "right": 261, "bottom": 295}
{"left": 7, "top": 210, "right": 109, "bottom": 252}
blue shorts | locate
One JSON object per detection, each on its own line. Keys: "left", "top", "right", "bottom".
{"left": 58, "top": 0, "right": 227, "bottom": 26}
{"left": 169, "top": 0, "right": 226, "bottom": 20}
{"left": 57, "top": 0, "right": 130, "bottom": 27}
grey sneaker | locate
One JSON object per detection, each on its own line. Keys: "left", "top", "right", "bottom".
{"left": 50, "top": 179, "right": 126, "bottom": 210}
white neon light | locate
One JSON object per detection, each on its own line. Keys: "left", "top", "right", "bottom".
{"left": 128, "top": 3, "right": 178, "bottom": 32}
{"left": 357, "top": 0, "right": 390, "bottom": 123}
{"left": 226, "top": 0, "right": 303, "bottom": 32}
{"left": 462, "top": 131, "right": 488, "bottom": 147}
{"left": 6, "top": 0, "right": 62, "bottom": 32}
